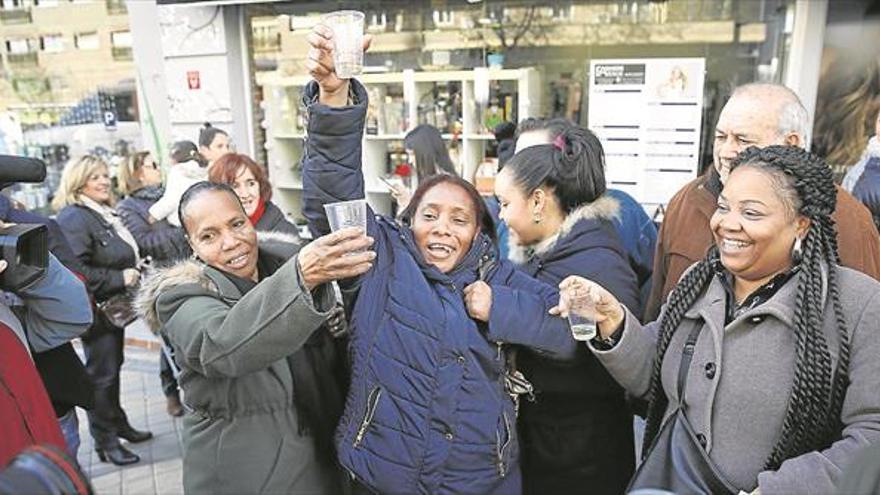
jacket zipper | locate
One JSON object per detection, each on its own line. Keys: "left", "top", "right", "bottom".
{"left": 353, "top": 386, "right": 382, "bottom": 448}
{"left": 496, "top": 411, "right": 512, "bottom": 477}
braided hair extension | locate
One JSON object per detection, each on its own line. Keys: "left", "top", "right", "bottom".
{"left": 732, "top": 146, "right": 849, "bottom": 469}
{"left": 640, "top": 145, "right": 850, "bottom": 471}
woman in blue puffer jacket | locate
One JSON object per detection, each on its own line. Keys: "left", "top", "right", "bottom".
{"left": 304, "top": 27, "right": 576, "bottom": 495}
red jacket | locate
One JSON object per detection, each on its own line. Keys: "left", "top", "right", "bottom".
{"left": 0, "top": 322, "right": 66, "bottom": 466}
{"left": 645, "top": 173, "right": 880, "bottom": 321}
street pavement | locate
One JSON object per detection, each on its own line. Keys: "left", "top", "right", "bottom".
{"left": 74, "top": 320, "right": 184, "bottom": 494}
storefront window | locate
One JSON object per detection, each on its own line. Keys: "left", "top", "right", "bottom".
{"left": 249, "top": 0, "right": 801, "bottom": 212}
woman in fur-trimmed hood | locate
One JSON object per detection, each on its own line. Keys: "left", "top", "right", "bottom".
{"left": 494, "top": 125, "right": 640, "bottom": 495}
{"left": 135, "top": 182, "right": 372, "bottom": 494}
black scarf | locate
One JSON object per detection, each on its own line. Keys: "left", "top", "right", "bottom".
{"left": 221, "top": 250, "right": 345, "bottom": 466}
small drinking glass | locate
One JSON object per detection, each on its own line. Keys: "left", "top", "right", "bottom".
{"left": 323, "top": 199, "right": 367, "bottom": 233}
{"left": 322, "top": 10, "right": 365, "bottom": 80}
{"left": 568, "top": 295, "right": 598, "bottom": 341}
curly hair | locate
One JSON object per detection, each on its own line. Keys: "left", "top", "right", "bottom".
{"left": 641, "top": 145, "right": 850, "bottom": 471}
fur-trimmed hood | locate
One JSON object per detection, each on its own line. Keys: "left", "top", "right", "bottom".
{"left": 508, "top": 193, "right": 620, "bottom": 264}
{"left": 134, "top": 231, "right": 301, "bottom": 334}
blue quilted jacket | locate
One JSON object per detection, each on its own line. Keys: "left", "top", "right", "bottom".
{"left": 302, "top": 81, "right": 577, "bottom": 495}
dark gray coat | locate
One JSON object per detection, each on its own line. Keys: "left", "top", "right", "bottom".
{"left": 590, "top": 265, "right": 880, "bottom": 494}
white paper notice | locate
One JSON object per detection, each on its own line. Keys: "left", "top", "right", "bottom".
{"left": 588, "top": 58, "right": 705, "bottom": 214}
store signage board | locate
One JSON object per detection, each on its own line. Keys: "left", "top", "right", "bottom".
{"left": 587, "top": 58, "right": 705, "bottom": 214}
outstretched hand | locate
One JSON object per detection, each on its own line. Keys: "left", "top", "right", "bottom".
{"left": 306, "top": 24, "right": 373, "bottom": 106}
{"left": 298, "top": 227, "right": 375, "bottom": 290}
{"left": 549, "top": 276, "right": 625, "bottom": 339}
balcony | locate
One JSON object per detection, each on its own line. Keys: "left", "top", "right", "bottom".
{"left": 7, "top": 52, "right": 39, "bottom": 67}
{"left": 0, "top": 8, "right": 32, "bottom": 25}
{"left": 111, "top": 46, "right": 132, "bottom": 61}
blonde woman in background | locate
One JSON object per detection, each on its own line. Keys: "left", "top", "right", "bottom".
{"left": 53, "top": 155, "right": 153, "bottom": 466}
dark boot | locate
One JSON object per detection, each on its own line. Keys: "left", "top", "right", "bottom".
{"left": 117, "top": 424, "right": 153, "bottom": 443}
{"left": 96, "top": 444, "right": 140, "bottom": 466}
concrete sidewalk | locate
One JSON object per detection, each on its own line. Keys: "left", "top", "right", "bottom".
{"left": 75, "top": 321, "right": 184, "bottom": 494}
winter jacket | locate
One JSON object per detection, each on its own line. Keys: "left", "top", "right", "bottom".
{"left": 302, "top": 80, "right": 577, "bottom": 495}
{"left": 0, "top": 254, "right": 92, "bottom": 464}
{"left": 57, "top": 204, "right": 138, "bottom": 303}
{"left": 591, "top": 265, "right": 880, "bottom": 494}
{"left": 136, "top": 233, "right": 342, "bottom": 495}
{"left": 509, "top": 196, "right": 639, "bottom": 494}
{"left": 606, "top": 188, "right": 657, "bottom": 317}
{"left": 117, "top": 185, "right": 191, "bottom": 265}
{"left": 644, "top": 171, "right": 880, "bottom": 321}
{"left": 851, "top": 156, "right": 880, "bottom": 232}
{"left": 0, "top": 199, "right": 95, "bottom": 416}
{"left": 0, "top": 322, "right": 67, "bottom": 465}
{"left": 149, "top": 160, "right": 207, "bottom": 227}
{"left": 254, "top": 201, "right": 301, "bottom": 241}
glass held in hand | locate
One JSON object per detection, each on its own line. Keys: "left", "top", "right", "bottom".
{"left": 324, "top": 199, "right": 368, "bottom": 253}
{"left": 567, "top": 294, "right": 597, "bottom": 341}
{"left": 321, "top": 10, "right": 365, "bottom": 79}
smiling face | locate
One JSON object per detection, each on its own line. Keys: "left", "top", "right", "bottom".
{"left": 183, "top": 189, "right": 259, "bottom": 281}
{"left": 710, "top": 166, "right": 809, "bottom": 289}
{"left": 495, "top": 167, "right": 541, "bottom": 245}
{"left": 231, "top": 165, "right": 261, "bottom": 216}
{"left": 80, "top": 164, "right": 112, "bottom": 204}
{"left": 201, "top": 133, "right": 230, "bottom": 163}
{"left": 713, "top": 95, "right": 791, "bottom": 183}
{"left": 410, "top": 182, "right": 479, "bottom": 273}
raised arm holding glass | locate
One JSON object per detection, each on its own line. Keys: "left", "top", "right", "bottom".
{"left": 303, "top": 23, "right": 576, "bottom": 495}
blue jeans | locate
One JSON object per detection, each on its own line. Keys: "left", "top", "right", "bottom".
{"left": 58, "top": 408, "right": 80, "bottom": 460}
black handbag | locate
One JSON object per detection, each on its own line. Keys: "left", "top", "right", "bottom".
{"left": 97, "top": 290, "right": 138, "bottom": 329}
{"left": 627, "top": 322, "right": 737, "bottom": 495}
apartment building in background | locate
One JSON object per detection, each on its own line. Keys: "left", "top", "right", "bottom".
{"left": 0, "top": 0, "right": 135, "bottom": 127}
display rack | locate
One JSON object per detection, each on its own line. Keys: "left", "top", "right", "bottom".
{"left": 259, "top": 67, "right": 541, "bottom": 224}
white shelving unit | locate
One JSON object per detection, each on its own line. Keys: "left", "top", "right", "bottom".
{"left": 259, "top": 68, "right": 541, "bottom": 224}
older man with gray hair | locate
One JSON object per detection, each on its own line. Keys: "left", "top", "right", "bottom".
{"left": 644, "top": 83, "right": 880, "bottom": 321}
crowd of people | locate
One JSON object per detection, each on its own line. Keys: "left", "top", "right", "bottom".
{"left": 3, "top": 22, "right": 880, "bottom": 495}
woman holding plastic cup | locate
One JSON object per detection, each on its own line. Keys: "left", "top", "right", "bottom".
{"left": 494, "top": 123, "right": 640, "bottom": 494}
{"left": 136, "top": 181, "right": 373, "bottom": 494}
{"left": 551, "top": 146, "right": 880, "bottom": 494}
{"left": 304, "top": 23, "right": 577, "bottom": 495}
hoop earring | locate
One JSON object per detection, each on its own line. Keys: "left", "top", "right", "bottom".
{"left": 791, "top": 236, "right": 803, "bottom": 264}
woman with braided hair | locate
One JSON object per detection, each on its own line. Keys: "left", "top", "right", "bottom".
{"left": 551, "top": 145, "right": 880, "bottom": 494}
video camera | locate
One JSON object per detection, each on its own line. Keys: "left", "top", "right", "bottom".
{"left": 0, "top": 155, "right": 49, "bottom": 292}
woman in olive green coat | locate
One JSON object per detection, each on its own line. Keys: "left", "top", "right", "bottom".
{"left": 136, "top": 182, "right": 375, "bottom": 494}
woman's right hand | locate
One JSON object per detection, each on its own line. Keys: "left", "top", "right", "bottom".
{"left": 550, "top": 276, "right": 625, "bottom": 339}
{"left": 297, "top": 227, "right": 376, "bottom": 290}
{"left": 123, "top": 268, "right": 140, "bottom": 287}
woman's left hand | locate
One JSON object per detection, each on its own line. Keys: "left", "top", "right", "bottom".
{"left": 463, "top": 281, "right": 492, "bottom": 322}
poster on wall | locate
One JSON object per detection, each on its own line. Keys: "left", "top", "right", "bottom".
{"left": 587, "top": 58, "right": 705, "bottom": 215}
{"left": 165, "top": 56, "right": 232, "bottom": 124}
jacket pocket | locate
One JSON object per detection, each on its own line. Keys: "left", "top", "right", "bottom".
{"left": 495, "top": 411, "right": 513, "bottom": 477}
{"left": 353, "top": 386, "right": 383, "bottom": 448}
